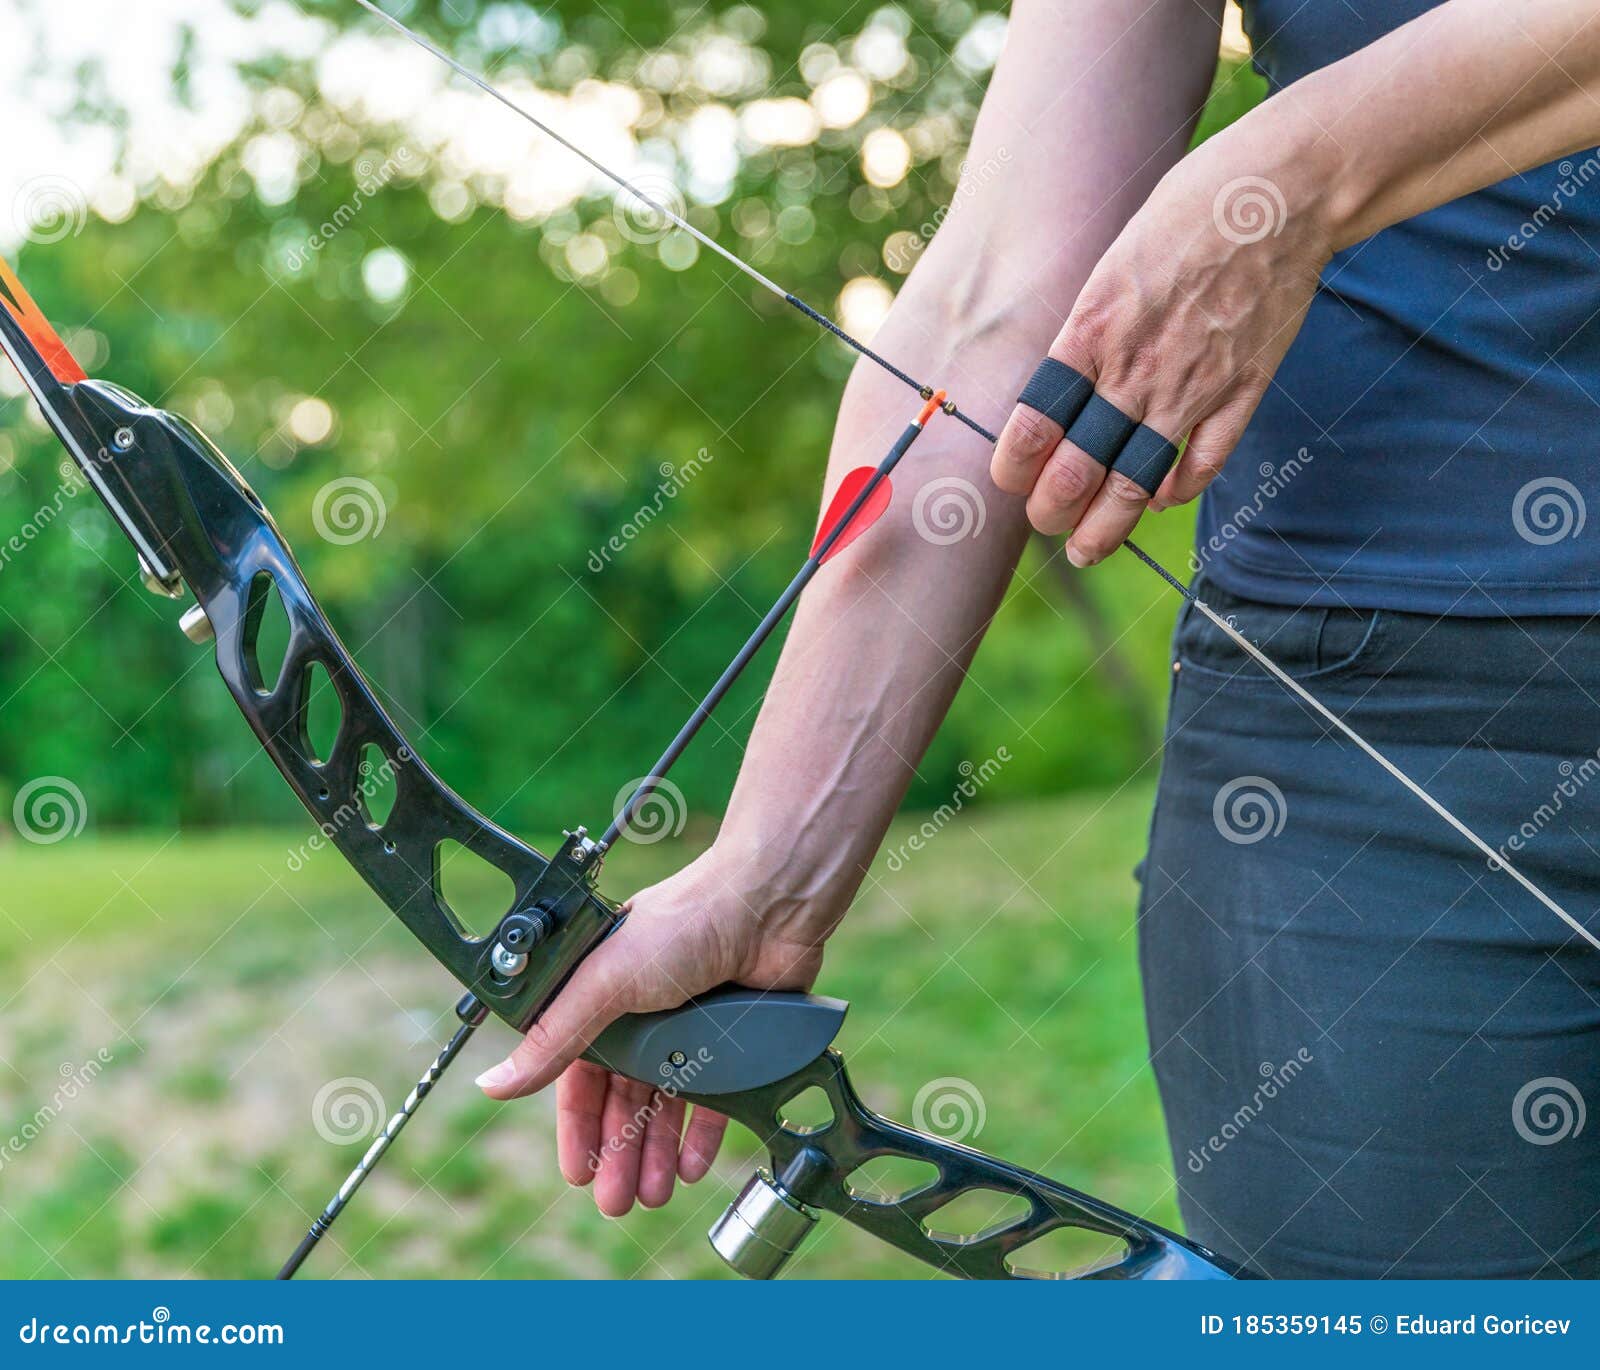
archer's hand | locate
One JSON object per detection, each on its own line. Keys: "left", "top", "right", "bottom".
{"left": 991, "top": 125, "right": 1334, "bottom": 564}
{"left": 472, "top": 850, "right": 824, "bottom": 1215}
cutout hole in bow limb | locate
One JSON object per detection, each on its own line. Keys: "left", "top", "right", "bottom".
{"left": 357, "top": 743, "right": 399, "bottom": 830}
{"left": 434, "top": 840, "right": 517, "bottom": 939}
{"left": 301, "top": 661, "right": 343, "bottom": 766}
{"left": 1004, "top": 1226, "right": 1132, "bottom": 1279}
{"left": 242, "top": 571, "right": 293, "bottom": 697}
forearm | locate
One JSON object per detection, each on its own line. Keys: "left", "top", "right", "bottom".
{"left": 713, "top": 0, "right": 1223, "bottom": 943}
{"left": 1224, "top": 0, "right": 1600, "bottom": 251}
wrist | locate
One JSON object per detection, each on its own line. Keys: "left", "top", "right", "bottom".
{"left": 702, "top": 824, "right": 857, "bottom": 948}
{"left": 1201, "top": 94, "right": 1365, "bottom": 258}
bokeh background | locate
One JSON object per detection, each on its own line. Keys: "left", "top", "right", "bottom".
{"left": 0, "top": 0, "right": 1262, "bottom": 1277}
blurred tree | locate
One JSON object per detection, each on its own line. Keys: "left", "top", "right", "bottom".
{"left": 0, "top": 1, "right": 1265, "bottom": 831}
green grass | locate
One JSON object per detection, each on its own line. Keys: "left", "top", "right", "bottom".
{"left": 0, "top": 784, "right": 1180, "bottom": 1279}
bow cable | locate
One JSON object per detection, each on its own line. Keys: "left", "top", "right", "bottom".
{"left": 349, "top": 1, "right": 1600, "bottom": 954}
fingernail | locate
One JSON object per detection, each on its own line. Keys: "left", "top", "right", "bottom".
{"left": 1065, "top": 544, "right": 1092, "bottom": 568}
{"left": 475, "top": 1060, "right": 518, "bottom": 1090}
{"left": 1149, "top": 497, "right": 1170, "bottom": 512}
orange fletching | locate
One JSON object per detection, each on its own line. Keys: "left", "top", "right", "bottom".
{"left": 0, "top": 256, "right": 86, "bottom": 384}
{"left": 812, "top": 466, "right": 892, "bottom": 562}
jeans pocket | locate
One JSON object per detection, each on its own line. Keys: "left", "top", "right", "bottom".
{"left": 1174, "top": 578, "right": 1386, "bottom": 690}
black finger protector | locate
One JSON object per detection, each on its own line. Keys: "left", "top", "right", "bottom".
{"left": 1113, "top": 424, "right": 1180, "bottom": 494}
{"left": 1016, "top": 357, "right": 1093, "bottom": 430}
{"left": 1064, "top": 393, "right": 1138, "bottom": 467}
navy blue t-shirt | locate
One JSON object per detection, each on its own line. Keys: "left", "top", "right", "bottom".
{"left": 1198, "top": 1, "right": 1600, "bottom": 615}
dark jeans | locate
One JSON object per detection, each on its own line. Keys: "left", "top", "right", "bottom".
{"left": 1139, "top": 579, "right": 1600, "bottom": 1278}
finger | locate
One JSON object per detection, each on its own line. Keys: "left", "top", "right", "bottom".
{"left": 1065, "top": 403, "right": 1181, "bottom": 566}
{"left": 1027, "top": 379, "right": 1155, "bottom": 534}
{"left": 1157, "top": 393, "right": 1259, "bottom": 507}
{"left": 991, "top": 354, "right": 1095, "bottom": 496}
{"left": 475, "top": 938, "right": 631, "bottom": 1099}
{"left": 1023, "top": 441, "right": 1107, "bottom": 536}
{"left": 636, "top": 1092, "right": 687, "bottom": 1209}
{"left": 592, "top": 1074, "right": 656, "bottom": 1217}
{"left": 678, "top": 1106, "right": 730, "bottom": 1183}
{"left": 1065, "top": 468, "right": 1155, "bottom": 567}
{"left": 556, "top": 1060, "right": 610, "bottom": 1186}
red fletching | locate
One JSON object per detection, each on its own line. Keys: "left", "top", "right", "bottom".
{"left": 812, "top": 466, "right": 892, "bottom": 562}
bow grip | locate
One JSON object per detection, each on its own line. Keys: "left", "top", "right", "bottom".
{"left": 585, "top": 988, "right": 849, "bottom": 1092}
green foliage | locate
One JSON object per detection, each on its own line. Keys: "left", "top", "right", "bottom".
{"left": 0, "top": 11, "right": 1264, "bottom": 832}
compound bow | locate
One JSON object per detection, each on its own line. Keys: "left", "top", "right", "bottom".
{"left": 1, "top": 0, "right": 1591, "bottom": 1284}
